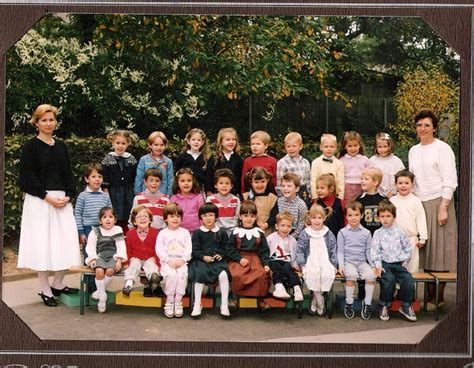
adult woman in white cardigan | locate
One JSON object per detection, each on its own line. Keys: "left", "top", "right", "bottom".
{"left": 408, "top": 109, "right": 457, "bottom": 309}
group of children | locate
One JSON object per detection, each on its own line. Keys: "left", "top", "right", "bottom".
{"left": 73, "top": 126, "right": 427, "bottom": 322}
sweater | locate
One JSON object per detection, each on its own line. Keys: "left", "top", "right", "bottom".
{"left": 390, "top": 193, "right": 428, "bottom": 243}
{"left": 370, "top": 226, "right": 412, "bottom": 268}
{"left": 170, "top": 193, "right": 204, "bottom": 232}
{"left": 126, "top": 227, "right": 160, "bottom": 265}
{"left": 336, "top": 224, "right": 372, "bottom": 267}
{"left": 340, "top": 153, "right": 370, "bottom": 184}
{"left": 241, "top": 154, "right": 278, "bottom": 193}
{"left": 206, "top": 193, "right": 240, "bottom": 232}
{"left": 310, "top": 155, "right": 345, "bottom": 199}
{"left": 369, "top": 154, "right": 405, "bottom": 197}
{"left": 175, "top": 151, "right": 207, "bottom": 189}
{"left": 130, "top": 191, "right": 169, "bottom": 230}
{"left": 74, "top": 187, "right": 112, "bottom": 236}
{"left": 205, "top": 152, "right": 243, "bottom": 195}
{"left": 134, "top": 153, "right": 173, "bottom": 196}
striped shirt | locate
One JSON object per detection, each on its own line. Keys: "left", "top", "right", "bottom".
{"left": 74, "top": 188, "right": 112, "bottom": 236}
{"left": 277, "top": 195, "right": 307, "bottom": 239}
{"left": 206, "top": 193, "right": 240, "bottom": 233}
{"left": 276, "top": 154, "right": 311, "bottom": 198}
{"left": 130, "top": 191, "right": 169, "bottom": 229}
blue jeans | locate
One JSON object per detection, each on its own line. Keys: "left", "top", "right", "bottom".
{"left": 379, "top": 261, "right": 414, "bottom": 307}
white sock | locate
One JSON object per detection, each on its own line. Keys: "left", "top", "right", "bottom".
{"left": 125, "top": 279, "right": 133, "bottom": 288}
{"left": 364, "top": 283, "right": 375, "bottom": 305}
{"left": 345, "top": 285, "right": 355, "bottom": 304}
{"left": 50, "top": 270, "right": 66, "bottom": 289}
{"left": 38, "top": 271, "right": 52, "bottom": 297}
{"left": 194, "top": 283, "right": 204, "bottom": 307}
{"left": 218, "top": 271, "right": 230, "bottom": 308}
{"left": 313, "top": 291, "right": 324, "bottom": 306}
{"left": 104, "top": 275, "right": 112, "bottom": 288}
{"left": 95, "top": 278, "right": 106, "bottom": 297}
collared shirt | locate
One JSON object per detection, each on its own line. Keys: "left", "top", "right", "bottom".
{"left": 340, "top": 153, "right": 370, "bottom": 184}
{"left": 276, "top": 154, "right": 311, "bottom": 196}
{"left": 277, "top": 195, "right": 307, "bottom": 239}
{"left": 370, "top": 226, "right": 412, "bottom": 268}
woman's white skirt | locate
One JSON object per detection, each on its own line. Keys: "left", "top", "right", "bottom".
{"left": 18, "top": 191, "right": 81, "bottom": 271}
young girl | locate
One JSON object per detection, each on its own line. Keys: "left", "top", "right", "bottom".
{"left": 101, "top": 130, "right": 137, "bottom": 233}
{"left": 189, "top": 203, "right": 231, "bottom": 318}
{"left": 174, "top": 128, "right": 209, "bottom": 191}
{"left": 85, "top": 207, "right": 127, "bottom": 313}
{"left": 369, "top": 132, "right": 405, "bottom": 198}
{"left": 339, "top": 131, "right": 370, "bottom": 204}
{"left": 226, "top": 200, "right": 272, "bottom": 311}
{"left": 296, "top": 205, "right": 337, "bottom": 316}
{"left": 122, "top": 205, "right": 161, "bottom": 297}
{"left": 134, "top": 131, "right": 173, "bottom": 196}
{"left": 170, "top": 168, "right": 204, "bottom": 233}
{"left": 242, "top": 167, "right": 278, "bottom": 235}
{"left": 155, "top": 203, "right": 192, "bottom": 318}
{"left": 205, "top": 127, "right": 243, "bottom": 196}
{"left": 315, "top": 174, "right": 345, "bottom": 237}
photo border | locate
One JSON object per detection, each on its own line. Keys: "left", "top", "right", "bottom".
{"left": 0, "top": 1, "right": 471, "bottom": 367}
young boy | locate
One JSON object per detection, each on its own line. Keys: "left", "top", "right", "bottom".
{"left": 371, "top": 200, "right": 416, "bottom": 322}
{"left": 276, "top": 132, "right": 311, "bottom": 206}
{"left": 389, "top": 170, "right": 428, "bottom": 273}
{"left": 356, "top": 167, "right": 386, "bottom": 235}
{"left": 310, "top": 133, "right": 345, "bottom": 200}
{"left": 267, "top": 212, "right": 304, "bottom": 302}
{"left": 74, "top": 163, "right": 112, "bottom": 298}
{"left": 277, "top": 173, "right": 307, "bottom": 239}
{"left": 206, "top": 168, "right": 240, "bottom": 235}
{"left": 337, "top": 201, "right": 375, "bottom": 320}
{"left": 130, "top": 168, "right": 169, "bottom": 230}
{"left": 241, "top": 130, "right": 278, "bottom": 193}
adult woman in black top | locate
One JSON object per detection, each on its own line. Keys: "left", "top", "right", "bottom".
{"left": 17, "top": 104, "right": 81, "bottom": 306}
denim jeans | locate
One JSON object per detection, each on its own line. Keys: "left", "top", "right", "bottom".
{"left": 379, "top": 261, "right": 414, "bottom": 307}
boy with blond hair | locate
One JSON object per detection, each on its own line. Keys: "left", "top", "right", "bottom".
{"left": 276, "top": 132, "right": 311, "bottom": 206}
{"left": 241, "top": 130, "right": 277, "bottom": 193}
{"left": 356, "top": 167, "right": 386, "bottom": 235}
{"left": 310, "top": 133, "right": 345, "bottom": 200}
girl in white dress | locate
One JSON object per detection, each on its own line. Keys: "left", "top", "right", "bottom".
{"left": 296, "top": 205, "right": 337, "bottom": 316}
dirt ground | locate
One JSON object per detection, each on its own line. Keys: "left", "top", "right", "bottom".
{"left": 2, "top": 246, "right": 32, "bottom": 277}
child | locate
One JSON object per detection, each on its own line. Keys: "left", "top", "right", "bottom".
{"left": 315, "top": 174, "right": 345, "bottom": 237}
{"left": 241, "top": 130, "right": 278, "bottom": 193}
{"left": 337, "top": 201, "right": 375, "bottom": 320}
{"left": 389, "top": 170, "right": 428, "bottom": 273}
{"left": 74, "top": 163, "right": 112, "bottom": 298}
{"left": 356, "top": 167, "right": 386, "bottom": 235}
{"left": 310, "top": 133, "right": 344, "bottom": 201}
{"left": 122, "top": 205, "right": 161, "bottom": 296}
{"left": 206, "top": 168, "right": 240, "bottom": 235}
{"left": 130, "top": 168, "right": 169, "bottom": 230}
{"left": 189, "top": 203, "right": 231, "bottom": 318}
{"left": 134, "top": 131, "right": 173, "bottom": 196}
{"left": 101, "top": 130, "right": 137, "bottom": 233}
{"left": 170, "top": 168, "right": 204, "bottom": 233}
{"left": 369, "top": 133, "right": 405, "bottom": 198}
{"left": 277, "top": 173, "right": 307, "bottom": 239}
{"left": 85, "top": 207, "right": 127, "bottom": 313}
{"left": 276, "top": 132, "right": 311, "bottom": 206}
{"left": 339, "top": 131, "right": 371, "bottom": 204}
{"left": 155, "top": 203, "right": 192, "bottom": 318}
{"left": 226, "top": 200, "right": 272, "bottom": 311}
{"left": 242, "top": 167, "right": 278, "bottom": 235}
{"left": 267, "top": 212, "right": 304, "bottom": 302}
{"left": 174, "top": 128, "right": 209, "bottom": 191}
{"left": 371, "top": 200, "right": 416, "bottom": 322}
{"left": 205, "top": 127, "right": 243, "bottom": 196}
{"left": 296, "top": 205, "right": 337, "bottom": 316}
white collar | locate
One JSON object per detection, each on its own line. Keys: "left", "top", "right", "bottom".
{"left": 86, "top": 186, "right": 103, "bottom": 193}
{"left": 233, "top": 227, "right": 263, "bottom": 240}
{"left": 200, "top": 225, "right": 219, "bottom": 233}
{"left": 305, "top": 226, "right": 328, "bottom": 238}
{"left": 224, "top": 151, "right": 234, "bottom": 160}
{"left": 110, "top": 152, "right": 131, "bottom": 158}
{"left": 187, "top": 150, "right": 201, "bottom": 160}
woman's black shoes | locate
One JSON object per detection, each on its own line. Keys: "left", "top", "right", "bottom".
{"left": 51, "top": 286, "right": 79, "bottom": 296}
{"left": 39, "top": 293, "right": 57, "bottom": 307}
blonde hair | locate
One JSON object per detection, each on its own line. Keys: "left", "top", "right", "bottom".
{"left": 305, "top": 204, "right": 331, "bottom": 226}
{"left": 339, "top": 131, "right": 365, "bottom": 157}
{"left": 106, "top": 130, "right": 133, "bottom": 145}
{"left": 130, "top": 205, "right": 153, "bottom": 226}
{"left": 30, "top": 104, "right": 58, "bottom": 126}
{"left": 215, "top": 127, "right": 241, "bottom": 159}
{"left": 276, "top": 211, "right": 294, "bottom": 224}
{"left": 320, "top": 133, "right": 337, "bottom": 145}
{"left": 316, "top": 173, "right": 337, "bottom": 196}
{"left": 284, "top": 132, "right": 303, "bottom": 145}
{"left": 184, "top": 128, "right": 209, "bottom": 168}
{"left": 250, "top": 130, "right": 271, "bottom": 146}
{"left": 147, "top": 131, "right": 168, "bottom": 146}
{"left": 374, "top": 132, "right": 395, "bottom": 155}
{"left": 361, "top": 167, "right": 383, "bottom": 187}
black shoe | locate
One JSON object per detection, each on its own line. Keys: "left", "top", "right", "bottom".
{"left": 39, "top": 293, "right": 57, "bottom": 307}
{"left": 344, "top": 303, "right": 355, "bottom": 319}
{"left": 51, "top": 286, "right": 79, "bottom": 297}
{"left": 143, "top": 287, "right": 153, "bottom": 297}
{"left": 122, "top": 285, "right": 132, "bottom": 296}
{"left": 361, "top": 301, "right": 372, "bottom": 320}
{"left": 153, "top": 286, "right": 165, "bottom": 297}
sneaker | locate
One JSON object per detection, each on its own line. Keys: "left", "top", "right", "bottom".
{"left": 97, "top": 293, "right": 107, "bottom": 313}
{"left": 426, "top": 300, "right": 444, "bottom": 311}
{"left": 191, "top": 303, "right": 202, "bottom": 318}
{"left": 228, "top": 299, "right": 239, "bottom": 311}
{"left": 90, "top": 290, "right": 99, "bottom": 301}
{"left": 293, "top": 285, "right": 304, "bottom": 302}
{"left": 149, "top": 273, "right": 160, "bottom": 292}
{"left": 379, "top": 305, "right": 390, "bottom": 321}
{"left": 122, "top": 285, "right": 132, "bottom": 297}
{"left": 316, "top": 303, "right": 324, "bottom": 316}
{"left": 257, "top": 300, "right": 271, "bottom": 312}
{"left": 164, "top": 302, "right": 174, "bottom": 318}
{"left": 174, "top": 301, "right": 184, "bottom": 318}
{"left": 273, "top": 283, "right": 291, "bottom": 299}
{"left": 399, "top": 305, "right": 417, "bottom": 322}
{"left": 308, "top": 298, "right": 317, "bottom": 315}
{"left": 344, "top": 303, "right": 355, "bottom": 319}
{"left": 361, "top": 301, "right": 372, "bottom": 320}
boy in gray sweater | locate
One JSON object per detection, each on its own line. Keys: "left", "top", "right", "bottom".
{"left": 337, "top": 201, "right": 375, "bottom": 320}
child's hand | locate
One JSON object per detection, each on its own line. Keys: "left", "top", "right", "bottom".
{"left": 89, "top": 260, "right": 96, "bottom": 269}
{"left": 264, "top": 265, "right": 270, "bottom": 273}
{"left": 174, "top": 259, "right": 185, "bottom": 268}
{"left": 375, "top": 267, "right": 383, "bottom": 278}
{"left": 293, "top": 264, "right": 300, "bottom": 272}
{"left": 338, "top": 268, "right": 345, "bottom": 276}
{"left": 257, "top": 221, "right": 267, "bottom": 231}
{"left": 115, "top": 259, "right": 122, "bottom": 272}
{"left": 416, "top": 242, "right": 425, "bottom": 249}
{"left": 239, "top": 258, "right": 249, "bottom": 267}
{"left": 213, "top": 254, "right": 222, "bottom": 261}
{"left": 203, "top": 256, "right": 214, "bottom": 263}
{"left": 79, "top": 234, "right": 87, "bottom": 246}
